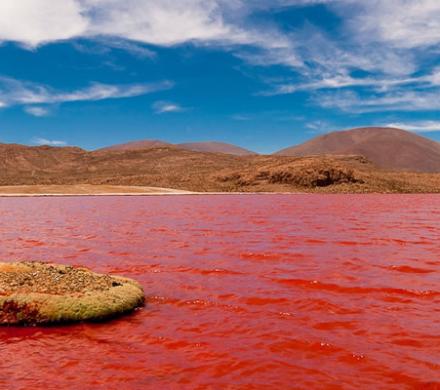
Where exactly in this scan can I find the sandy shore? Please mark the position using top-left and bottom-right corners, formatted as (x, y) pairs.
(0, 185), (195, 197)
(0, 185), (307, 197)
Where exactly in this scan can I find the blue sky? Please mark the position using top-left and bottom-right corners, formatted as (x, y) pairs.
(0, 0), (439, 153)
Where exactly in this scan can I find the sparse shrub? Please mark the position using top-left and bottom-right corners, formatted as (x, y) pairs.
(268, 166), (362, 187)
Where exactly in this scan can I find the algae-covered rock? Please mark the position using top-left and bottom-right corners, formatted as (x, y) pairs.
(0, 262), (144, 325)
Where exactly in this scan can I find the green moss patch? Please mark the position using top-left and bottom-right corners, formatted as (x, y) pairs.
(0, 262), (144, 325)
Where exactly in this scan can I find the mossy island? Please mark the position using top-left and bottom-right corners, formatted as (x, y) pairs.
(0, 262), (144, 325)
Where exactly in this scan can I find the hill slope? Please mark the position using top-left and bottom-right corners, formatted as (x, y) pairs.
(0, 143), (85, 184)
(177, 141), (256, 156)
(97, 140), (172, 152)
(99, 140), (256, 156)
(276, 127), (440, 172)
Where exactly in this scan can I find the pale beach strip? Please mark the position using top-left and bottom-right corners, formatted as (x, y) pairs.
(0, 185), (304, 197)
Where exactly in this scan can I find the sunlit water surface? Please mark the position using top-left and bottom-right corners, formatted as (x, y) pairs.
(0, 195), (439, 389)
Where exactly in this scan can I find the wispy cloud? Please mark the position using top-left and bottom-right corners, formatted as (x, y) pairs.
(264, 75), (412, 96)
(24, 106), (51, 117)
(0, 77), (174, 108)
(343, 0), (440, 49)
(262, 67), (440, 96)
(305, 120), (334, 133)
(315, 89), (440, 113)
(97, 39), (157, 59)
(152, 101), (187, 114)
(32, 137), (67, 147)
(385, 121), (440, 133)
(73, 38), (157, 59)
(231, 114), (252, 121)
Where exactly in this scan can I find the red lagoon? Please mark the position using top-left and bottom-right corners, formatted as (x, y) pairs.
(0, 195), (439, 389)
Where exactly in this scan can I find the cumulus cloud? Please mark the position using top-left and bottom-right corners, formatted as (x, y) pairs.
(152, 101), (187, 114)
(0, 0), (87, 46)
(32, 137), (68, 147)
(0, 77), (173, 107)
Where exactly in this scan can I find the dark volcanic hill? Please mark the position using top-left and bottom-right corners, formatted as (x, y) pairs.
(276, 127), (440, 172)
(97, 139), (172, 152)
(177, 141), (256, 156)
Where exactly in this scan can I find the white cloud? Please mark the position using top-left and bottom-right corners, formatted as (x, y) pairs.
(253, 1), (440, 108)
(0, 0), (434, 80)
(0, 1), (293, 50)
(264, 67), (440, 96)
(84, 0), (235, 46)
(0, 77), (173, 107)
(315, 89), (440, 113)
(1, 0), (440, 118)
(0, 0), (87, 47)
(24, 106), (51, 117)
(32, 137), (68, 147)
(385, 121), (440, 133)
(0, 1), (437, 65)
(0, 0), (300, 69)
(263, 75), (393, 95)
(152, 101), (187, 114)
(343, 0), (440, 49)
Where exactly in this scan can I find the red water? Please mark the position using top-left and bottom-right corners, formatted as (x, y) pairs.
(0, 195), (439, 389)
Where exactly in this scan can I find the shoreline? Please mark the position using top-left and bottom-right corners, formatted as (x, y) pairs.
(0, 185), (438, 197)
(0, 185), (195, 197)
(0, 190), (305, 197)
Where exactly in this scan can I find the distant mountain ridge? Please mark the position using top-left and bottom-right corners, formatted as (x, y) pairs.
(276, 127), (440, 172)
(99, 140), (256, 156)
(97, 140), (172, 152)
(177, 141), (256, 156)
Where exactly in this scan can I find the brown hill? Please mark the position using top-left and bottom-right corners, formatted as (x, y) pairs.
(97, 140), (171, 152)
(0, 143), (440, 193)
(177, 141), (256, 156)
(276, 127), (440, 172)
(0, 143), (85, 184)
(98, 140), (256, 156)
